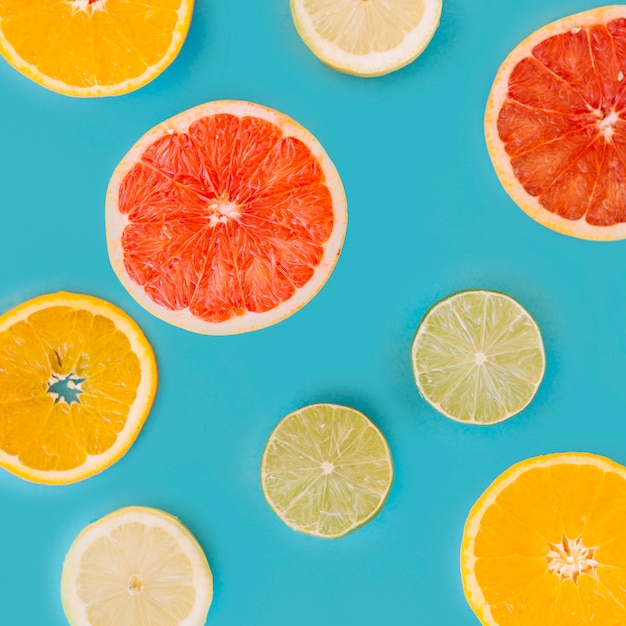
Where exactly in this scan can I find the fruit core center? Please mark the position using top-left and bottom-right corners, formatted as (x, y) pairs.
(546, 535), (598, 583)
(127, 575), (143, 595)
(475, 352), (487, 365)
(593, 108), (619, 141)
(321, 461), (335, 475)
(208, 195), (241, 226)
(47, 373), (85, 405)
(69, 0), (106, 13)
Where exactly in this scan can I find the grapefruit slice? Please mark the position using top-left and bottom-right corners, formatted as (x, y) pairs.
(462, 453), (626, 625)
(0, 0), (193, 97)
(106, 100), (347, 335)
(0, 292), (157, 484)
(485, 6), (626, 240)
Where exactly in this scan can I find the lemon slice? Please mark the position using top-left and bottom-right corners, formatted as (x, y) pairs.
(261, 403), (393, 538)
(290, 0), (442, 77)
(61, 506), (213, 626)
(411, 290), (545, 425)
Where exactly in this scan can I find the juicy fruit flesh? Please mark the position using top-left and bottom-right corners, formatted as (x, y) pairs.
(262, 404), (393, 538)
(119, 113), (335, 324)
(77, 522), (196, 625)
(0, 0), (182, 88)
(0, 306), (140, 471)
(498, 18), (626, 226)
(413, 292), (544, 424)
(303, 0), (425, 54)
(468, 458), (626, 624)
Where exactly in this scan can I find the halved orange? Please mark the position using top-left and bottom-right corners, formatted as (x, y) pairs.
(462, 452), (626, 625)
(106, 100), (347, 335)
(0, 292), (157, 484)
(486, 6), (626, 240)
(0, 0), (193, 97)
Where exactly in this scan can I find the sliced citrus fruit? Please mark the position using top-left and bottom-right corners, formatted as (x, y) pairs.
(261, 403), (393, 538)
(61, 506), (213, 626)
(485, 6), (626, 240)
(106, 100), (347, 335)
(411, 290), (545, 425)
(290, 0), (442, 77)
(462, 452), (626, 625)
(0, 0), (193, 97)
(0, 292), (157, 484)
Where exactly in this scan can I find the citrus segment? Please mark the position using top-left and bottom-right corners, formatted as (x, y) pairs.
(261, 403), (393, 538)
(0, 0), (193, 97)
(411, 290), (545, 424)
(486, 6), (626, 240)
(0, 292), (157, 484)
(106, 100), (347, 334)
(61, 506), (213, 626)
(462, 453), (626, 625)
(290, 0), (442, 77)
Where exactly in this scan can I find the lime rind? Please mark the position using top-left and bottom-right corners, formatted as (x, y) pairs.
(411, 290), (546, 425)
(261, 403), (394, 539)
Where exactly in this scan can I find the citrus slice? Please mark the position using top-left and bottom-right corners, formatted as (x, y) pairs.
(485, 6), (626, 240)
(462, 452), (626, 625)
(260, 403), (393, 538)
(0, 0), (193, 97)
(411, 290), (545, 425)
(0, 292), (157, 484)
(106, 100), (347, 335)
(61, 506), (213, 626)
(290, 0), (442, 77)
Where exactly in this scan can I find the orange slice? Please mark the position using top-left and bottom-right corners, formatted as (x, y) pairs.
(0, 292), (157, 484)
(462, 452), (626, 625)
(106, 100), (347, 335)
(485, 6), (626, 240)
(0, 0), (193, 97)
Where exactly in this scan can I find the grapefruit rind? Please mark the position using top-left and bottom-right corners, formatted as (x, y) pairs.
(106, 100), (348, 335)
(61, 506), (213, 626)
(0, 1), (193, 97)
(290, 0), (442, 77)
(485, 5), (626, 241)
(411, 290), (546, 425)
(460, 452), (626, 626)
(260, 403), (394, 539)
(0, 292), (157, 485)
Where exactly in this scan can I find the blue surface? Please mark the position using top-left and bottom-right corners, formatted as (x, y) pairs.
(0, 0), (624, 624)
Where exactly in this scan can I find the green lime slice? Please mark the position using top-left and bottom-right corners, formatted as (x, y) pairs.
(261, 403), (393, 539)
(411, 290), (545, 425)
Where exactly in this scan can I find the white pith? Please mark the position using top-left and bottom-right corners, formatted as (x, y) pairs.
(485, 5), (626, 241)
(546, 535), (599, 582)
(290, 0), (442, 76)
(106, 100), (348, 335)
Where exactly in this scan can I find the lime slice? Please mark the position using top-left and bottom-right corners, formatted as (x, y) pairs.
(411, 290), (545, 425)
(261, 403), (393, 538)
(61, 506), (213, 626)
(290, 0), (442, 77)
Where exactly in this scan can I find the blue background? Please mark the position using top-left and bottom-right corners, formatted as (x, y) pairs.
(0, 0), (624, 624)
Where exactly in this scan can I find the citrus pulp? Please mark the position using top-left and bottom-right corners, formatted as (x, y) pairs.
(261, 403), (393, 538)
(61, 506), (213, 626)
(106, 100), (347, 334)
(462, 452), (626, 625)
(0, 292), (157, 484)
(411, 290), (545, 424)
(486, 6), (626, 240)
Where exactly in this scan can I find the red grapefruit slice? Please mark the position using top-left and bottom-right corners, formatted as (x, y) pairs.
(486, 6), (626, 240)
(106, 101), (347, 334)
